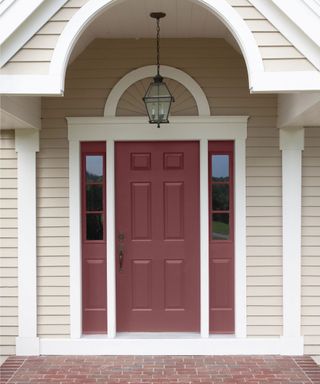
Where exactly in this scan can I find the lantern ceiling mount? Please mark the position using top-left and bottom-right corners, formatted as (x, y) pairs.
(150, 12), (166, 19)
(143, 12), (174, 128)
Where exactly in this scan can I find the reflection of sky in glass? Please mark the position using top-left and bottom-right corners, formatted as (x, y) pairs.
(86, 156), (103, 177)
(212, 155), (229, 178)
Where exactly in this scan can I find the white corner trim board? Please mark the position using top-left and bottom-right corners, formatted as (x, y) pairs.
(49, 0), (264, 92)
(15, 129), (40, 356)
(104, 66), (210, 117)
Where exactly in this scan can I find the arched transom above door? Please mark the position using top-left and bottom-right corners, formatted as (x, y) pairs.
(116, 78), (198, 117)
(104, 65), (211, 117)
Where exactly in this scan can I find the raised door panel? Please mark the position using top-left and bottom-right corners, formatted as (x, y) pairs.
(164, 182), (184, 240)
(131, 182), (151, 240)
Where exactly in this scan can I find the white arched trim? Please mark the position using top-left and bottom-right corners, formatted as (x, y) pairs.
(49, 0), (264, 92)
(104, 65), (210, 117)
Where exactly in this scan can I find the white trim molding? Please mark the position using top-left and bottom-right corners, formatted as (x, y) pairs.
(280, 127), (305, 355)
(67, 116), (249, 353)
(250, 0), (320, 70)
(200, 138), (209, 338)
(0, 0), (68, 67)
(15, 129), (40, 355)
(39, 335), (302, 356)
(250, 71), (320, 93)
(0, 75), (63, 95)
(104, 65), (210, 117)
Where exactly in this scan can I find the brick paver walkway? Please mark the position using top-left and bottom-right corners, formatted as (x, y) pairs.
(0, 355), (319, 384)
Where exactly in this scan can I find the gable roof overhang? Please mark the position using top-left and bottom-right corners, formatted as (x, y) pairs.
(0, 0), (320, 95)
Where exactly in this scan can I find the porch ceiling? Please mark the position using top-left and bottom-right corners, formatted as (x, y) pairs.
(69, 0), (239, 63)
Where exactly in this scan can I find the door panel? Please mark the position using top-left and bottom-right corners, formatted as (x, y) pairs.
(116, 141), (200, 332)
(81, 142), (107, 334)
(209, 141), (235, 334)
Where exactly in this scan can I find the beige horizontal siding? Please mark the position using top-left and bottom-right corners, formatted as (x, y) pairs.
(0, 130), (17, 357)
(0, 0), (316, 74)
(302, 126), (320, 355)
(228, 0), (316, 71)
(39, 38), (282, 338)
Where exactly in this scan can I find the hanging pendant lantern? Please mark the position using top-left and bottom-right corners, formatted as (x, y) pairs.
(143, 12), (174, 128)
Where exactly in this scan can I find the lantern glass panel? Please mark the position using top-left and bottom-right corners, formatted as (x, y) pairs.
(144, 80), (173, 123)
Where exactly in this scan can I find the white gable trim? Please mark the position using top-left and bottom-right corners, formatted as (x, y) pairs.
(272, 0), (320, 47)
(0, 0), (68, 68)
(250, 0), (320, 70)
(0, 74), (62, 95)
(1, 0), (320, 94)
(251, 71), (320, 93)
(49, 0), (264, 93)
(104, 65), (210, 117)
(0, 0), (15, 16)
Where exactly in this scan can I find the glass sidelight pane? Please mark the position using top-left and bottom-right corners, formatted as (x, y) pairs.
(212, 213), (229, 240)
(212, 155), (229, 182)
(86, 185), (103, 211)
(86, 156), (103, 182)
(86, 214), (103, 240)
(212, 184), (229, 211)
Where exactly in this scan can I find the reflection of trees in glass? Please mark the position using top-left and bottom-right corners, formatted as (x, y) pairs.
(86, 171), (103, 183)
(212, 176), (229, 182)
(86, 185), (102, 211)
(212, 213), (229, 240)
(87, 214), (103, 240)
(212, 184), (229, 211)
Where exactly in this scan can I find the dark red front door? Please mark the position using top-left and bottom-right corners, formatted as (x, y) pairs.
(116, 141), (200, 332)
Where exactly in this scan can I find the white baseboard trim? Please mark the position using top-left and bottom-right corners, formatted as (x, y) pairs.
(16, 337), (39, 355)
(280, 336), (304, 355)
(30, 336), (305, 356)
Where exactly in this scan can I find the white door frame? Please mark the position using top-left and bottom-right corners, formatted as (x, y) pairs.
(66, 116), (248, 343)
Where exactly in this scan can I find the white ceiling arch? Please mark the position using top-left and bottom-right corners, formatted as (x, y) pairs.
(49, 0), (264, 92)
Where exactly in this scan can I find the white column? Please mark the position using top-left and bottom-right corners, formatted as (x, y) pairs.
(280, 127), (304, 354)
(235, 137), (247, 338)
(15, 129), (40, 355)
(69, 140), (81, 339)
(106, 140), (116, 338)
(200, 139), (209, 337)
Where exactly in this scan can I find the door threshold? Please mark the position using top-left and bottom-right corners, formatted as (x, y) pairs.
(116, 332), (200, 339)
(82, 332), (235, 339)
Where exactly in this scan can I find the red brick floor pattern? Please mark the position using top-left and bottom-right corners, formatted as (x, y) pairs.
(0, 355), (319, 384)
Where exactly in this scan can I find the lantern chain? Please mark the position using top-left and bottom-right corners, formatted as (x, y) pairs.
(156, 16), (160, 76)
